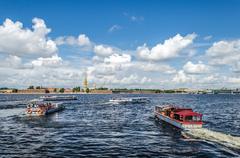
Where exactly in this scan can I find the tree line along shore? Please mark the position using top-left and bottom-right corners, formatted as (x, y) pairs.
(1, 86), (240, 94)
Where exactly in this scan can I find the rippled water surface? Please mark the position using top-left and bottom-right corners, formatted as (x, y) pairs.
(0, 94), (239, 157)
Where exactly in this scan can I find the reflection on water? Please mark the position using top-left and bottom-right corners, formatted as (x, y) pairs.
(0, 94), (239, 157)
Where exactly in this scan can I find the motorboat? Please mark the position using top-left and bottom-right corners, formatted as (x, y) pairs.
(40, 95), (77, 101)
(26, 99), (65, 116)
(109, 97), (150, 104)
(154, 105), (203, 130)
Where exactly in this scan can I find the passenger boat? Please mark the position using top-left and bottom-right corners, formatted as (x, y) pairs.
(40, 95), (77, 101)
(154, 105), (203, 130)
(109, 97), (150, 104)
(26, 99), (65, 116)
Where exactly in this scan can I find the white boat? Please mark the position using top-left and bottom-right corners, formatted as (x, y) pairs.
(109, 97), (150, 104)
(40, 95), (77, 101)
(154, 105), (203, 130)
(26, 99), (65, 116)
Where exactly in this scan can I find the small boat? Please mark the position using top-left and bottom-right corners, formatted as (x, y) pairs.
(154, 105), (203, 130)
(26, 99), (65, 116)
(109, 97), (150, 104)
(40, 95), (77, 101)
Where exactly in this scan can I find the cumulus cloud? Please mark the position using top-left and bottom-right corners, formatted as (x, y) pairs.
(31, 55), (63, 67)
(55, 34), (91, 47)
(93, 45), (114, 57)
(172, 70), (193, 83)
(206, 39), (240, 73)
(183, 61), (209, 74)
(137, 33), (197, 61)
(0, 18), (57, 58)
(90, 74), (151, 87)
(104, 53), (131, 64)
(135, 62), (176, 74)
(88, 53), (132, 78)
(206, 40), (240, 58)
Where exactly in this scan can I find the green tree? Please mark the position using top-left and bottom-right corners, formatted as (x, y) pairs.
(28, 85), (34, 89)
(73, 86), (81, 92)
(59, 88), (65, 93)
(155, 90), (162, 93)
(97, 87), (108, 90)
(36, 86), (41, 89)
(86, 88), (90, 93)
(12, 89), (18, 93)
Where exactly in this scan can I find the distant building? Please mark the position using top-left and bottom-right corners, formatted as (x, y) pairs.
(64, 88), (73, 93)
(90, 89), (112, 94)
(18, 89), (47, 94)
(83, 74), (88, 92)
(0, 89), (13, 93)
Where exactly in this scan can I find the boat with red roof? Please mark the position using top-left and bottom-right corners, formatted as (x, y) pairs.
(154, 105), (203, 130)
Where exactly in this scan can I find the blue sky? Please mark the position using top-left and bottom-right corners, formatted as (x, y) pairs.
(0, 0), (240, 89)
(1, 0), (240, 46)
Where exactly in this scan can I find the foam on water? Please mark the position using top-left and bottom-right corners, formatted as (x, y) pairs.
(0, 108), (25, 117)
(183, 128), (240, 149)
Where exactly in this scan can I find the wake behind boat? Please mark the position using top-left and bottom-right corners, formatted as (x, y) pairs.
(40, 95), (77, 101)
(109, 97), (150, 104)
(154, 105), (203, 130)
(26, 99), (65, 116)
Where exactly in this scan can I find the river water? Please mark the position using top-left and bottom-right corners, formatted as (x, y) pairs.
(0, 94), (239, 157)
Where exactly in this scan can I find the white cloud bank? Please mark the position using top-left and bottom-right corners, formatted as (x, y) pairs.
(1, 17), (240, 89)
(0, 18), (57, 58)
(137, 33), (197, 61)
(183, 61), (209, 74)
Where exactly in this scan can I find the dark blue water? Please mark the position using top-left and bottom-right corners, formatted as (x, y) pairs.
(0, 94), (239, 157)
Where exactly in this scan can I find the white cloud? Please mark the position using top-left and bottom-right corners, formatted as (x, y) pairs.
(206, 40), (240, 58)
(55, 34), (91, 47)
(135, 62), (176, 74)
(5, 55), (22, 68)
(137, 33), (197, 61)
(206, 39), (240, 73)
(88, 53), (132, 78)
(227, 77), (240, 84)
(108, 25), (121, 32)
(172, 70), (193, 83)
(78, 34), (91, 46)
(183, 61), (209, 74)
(93, 45), (114, 57)
(31, 55), (63, 67)
(0, 18), (57, 58)
(104, 53), (131, 64)
(203, 35), (212, 41)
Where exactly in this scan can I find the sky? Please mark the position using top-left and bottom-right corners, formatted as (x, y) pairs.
(0, 0), (240, 89)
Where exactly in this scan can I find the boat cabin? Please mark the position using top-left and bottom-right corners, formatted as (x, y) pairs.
(155, 105), (203, 123)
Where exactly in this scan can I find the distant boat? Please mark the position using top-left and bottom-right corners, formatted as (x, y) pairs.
(26, 99), (65, 116)
(109, 97), (150, 104)
(40, 95), (77, 101)
(154, 105), (203, 130)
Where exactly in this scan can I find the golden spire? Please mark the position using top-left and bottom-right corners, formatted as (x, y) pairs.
(83, 73), (88, 90)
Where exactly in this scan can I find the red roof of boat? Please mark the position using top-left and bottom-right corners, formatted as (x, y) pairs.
(175, 110), (202, 116)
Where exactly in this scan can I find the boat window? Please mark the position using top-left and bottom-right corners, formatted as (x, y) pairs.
(185, 116), (193, 121)
(174, 114), (181, 121)
(185, 116), (201, 122)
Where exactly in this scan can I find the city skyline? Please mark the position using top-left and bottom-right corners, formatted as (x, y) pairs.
(0, 0), (240, 89)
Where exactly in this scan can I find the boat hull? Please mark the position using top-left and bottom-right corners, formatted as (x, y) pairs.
(26, 106), (65, 116)
(42, 98), (77, 101)
(154, 111), (202, 130)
